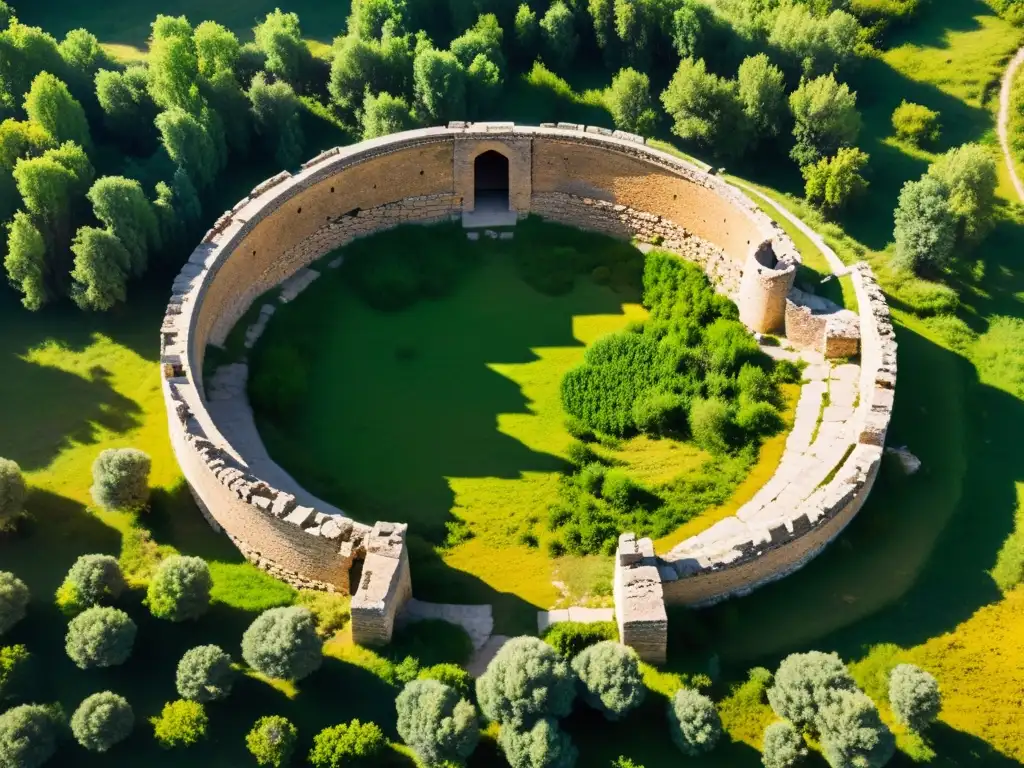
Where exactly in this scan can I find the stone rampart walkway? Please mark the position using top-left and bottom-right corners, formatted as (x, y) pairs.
(665, 342), (860, 570)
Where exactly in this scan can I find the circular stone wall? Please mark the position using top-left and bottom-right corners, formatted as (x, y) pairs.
(160, 123), (895, 653)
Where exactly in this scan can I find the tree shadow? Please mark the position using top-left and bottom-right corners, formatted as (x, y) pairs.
(880, 0), (989, 51)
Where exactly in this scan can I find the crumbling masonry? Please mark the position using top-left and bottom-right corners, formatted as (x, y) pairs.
(161, 123), (894, 654)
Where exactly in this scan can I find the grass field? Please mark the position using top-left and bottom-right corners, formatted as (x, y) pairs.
(247, 222), (792, 630)
(2, 0), (1024, 764)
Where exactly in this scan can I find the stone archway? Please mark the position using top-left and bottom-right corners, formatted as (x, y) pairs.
(473, 150), (510, 211)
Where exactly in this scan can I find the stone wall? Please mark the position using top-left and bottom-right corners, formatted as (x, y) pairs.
(160, 122), (852, 652)
(738, 241), (797, 334)
(785, 289), (861, 359)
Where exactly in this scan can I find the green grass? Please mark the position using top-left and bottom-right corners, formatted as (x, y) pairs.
(248, 221), (776, 625)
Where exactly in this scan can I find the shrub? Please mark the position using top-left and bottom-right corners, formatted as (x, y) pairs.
(151, 699), (207, 749)
(736, 400), (784, 437)
(772, 359), (804, 384)
(992, 528), (1024, 592)
(308, 719), (385, 768)
(242, 606), (323, 681)
(632, 391), (687, 435)
(419, 663), (473, 698)
(893, 176), (956, 274)
(70, 691), (134, 752)
(65, 606), (136, 669)
(90, 448), (151, 511)
(0, 645), (31, 703)
(668, 688), (722, 755)
(0, 572), (29, 637)
(176, 645), (236, 702)
(737, 364), (774, 403)
(817, 689), (895, 768)
(0, 704), (60, 768)
(396, 679), (479, 765)
(926, 143), (998, 246)
(564, 416), (596, 442)
(295, 591), (350, 637)
(591, 265), (612, 285)
(476, 636), (576, 727)
(761, 720), (808, 768)
(571, 641), (645, 721)
(689, 397), (732, 454)
(544, 618), (614, 663)
(767, 651), (856, 731)
(246, 715), (298, 768)
(888, 664), (940, 732)
(802, 148), (869, 211)
(891, 101), (939, 145)
(601, 470), (643, 511)
(566, 441), (602, 467)
(574, 463), (606, 495)
(0, 458), (27, 532)
(55, 554), (125, 615)
(146, 556), (212, 622)
(498, 717), (578, 768)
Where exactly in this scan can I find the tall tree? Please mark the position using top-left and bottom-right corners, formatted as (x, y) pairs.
(95, 66), (160, 154)
(248, 73), (304, 169)
(893, 175), (956, 274)
(0, 21), (63, 115)
(23, 71), (92, 151)
(204, 69), (251, 158)
(513, 4), (539, 68)
(329, 33), (414, 118)
(450, 13), (505, 73)
(87, 176), (160, 277)
(148, 25), (202, 113)
(253, 9), (310, 88)
(661, 57), (750, 159)
(737, 53), (787, 141)
(926, 143), (997, 245)
(413, 47), (466, 123)
(57, 29), (109, 111)
(361, 90), (416, 139)
(0, 118), (53, 221)
(4, 210), (49, 309)
(606, 67), (656, 135)
(540, 1), (578, 71)
(348, 0), (409, 40)
(69, 225), (130, 311)
(155, 107), (219, 189)
(193, 21), (240, 79)
(789, 73), (860, 166)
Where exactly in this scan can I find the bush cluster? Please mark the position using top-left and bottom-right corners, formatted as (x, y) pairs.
(571, 641), (646, 721)
(0, 572), (30, 637)
(65, 606), (137, 669)
(90, 448), (151, 511)
(247, 715), (298, 767)
(887, 663), (940, 733)
(543, 621), (618, 659)
(151, 699), (208, 749)
(146, 555), (212, 622)
(0, 704), (61, 768)
(0, 458), (27, 532)
(176, 645), (236, 702)
(55, 554), (125, 615)
(562, 252), (780, 444)
(668, 688), (722, 756)
(0, 645), (31, 704)
(308, 719), (385, 767)
(396, 678), (479, 765)
(242, 606), (323, 681)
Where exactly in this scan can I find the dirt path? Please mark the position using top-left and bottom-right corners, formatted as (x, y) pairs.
(734, 182), (849, 276)
(998, 46), (1024, 202)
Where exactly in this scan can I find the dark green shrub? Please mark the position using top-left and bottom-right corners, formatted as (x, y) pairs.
(65, 606), (136, 669)
(564, 416), (596, 442)
(90, 448), (151, 511)
(767, 651), (856, 730)
(591, 265), (611, 285)
(542, 621), (618, 659)
(737, 364), (774, 403)
(601, 470), (642, 510)
(0, 572), (29, 637)
(476, 636), (576, 727)
(55, 554), (125, 616)
(575, 463), (606, 495)
(419, 663), (473, 698)
(388, 619), (474, 668)
(689, 397), (733, 454)
(0, 704), (61, 768)
(151, 700), (207, 749)
(0, 458), (27, 532)
(761, 720), (807, 768)
(71, 691), (134, 752)
(0, 645), (31, 703)
(703, 318), (761, 374)
(772, 359), (804, 384)
(547, 538), (566, 557)
(736, 400), (784, 437)
(246, 715), (298, 768)
(818, 689), (894, 768)
(242, 606), (323, 681)
(396, 679), (479, 765)
(632, 390), (688, 435)
(668, 688), (722, 756)
(571, 641), (646, 721)
(146, 556), (212, 622)
(888, 664), (940, 733)
(308, 719), (385, 767)
(498, 717), (577, 768)
(566, 441), (602, 467)
(176, 645), (236, 702)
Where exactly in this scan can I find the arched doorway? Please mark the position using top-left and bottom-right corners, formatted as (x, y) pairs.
(474, 150), (510, 211)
